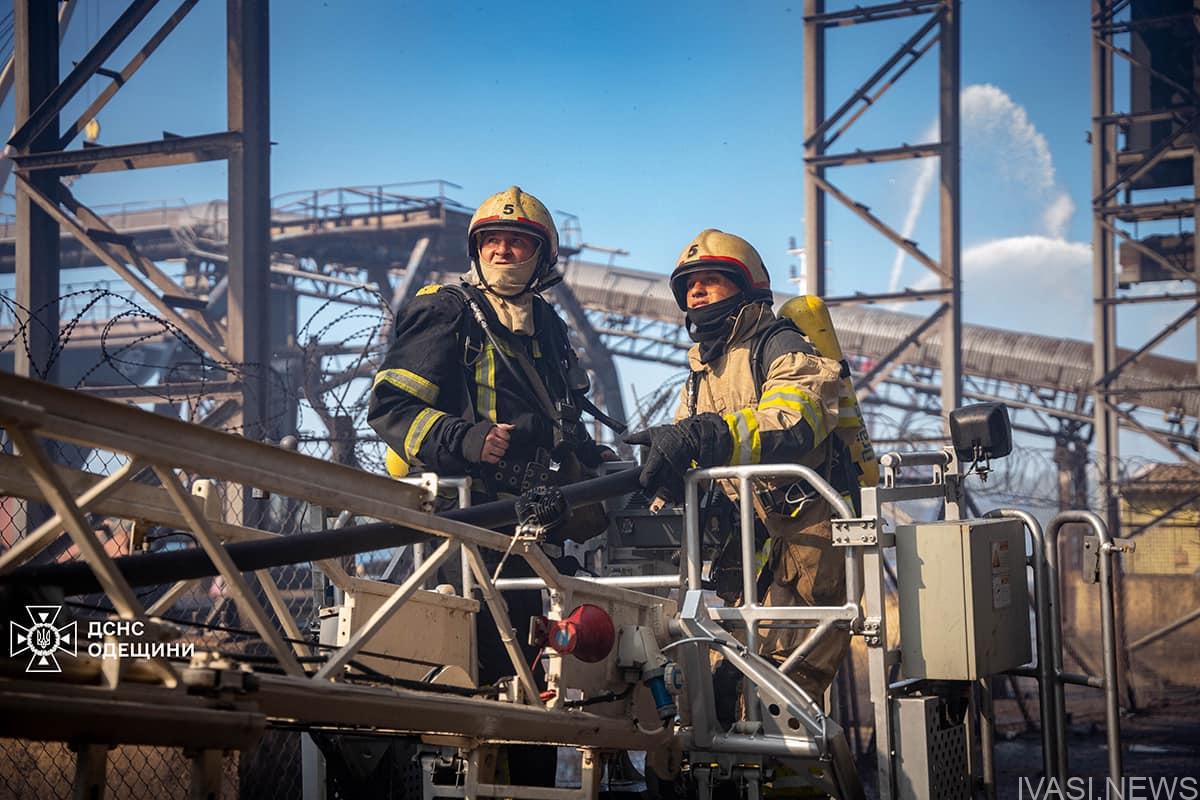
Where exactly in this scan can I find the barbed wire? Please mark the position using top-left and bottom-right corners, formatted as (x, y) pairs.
(0, 288), (287, 436)
(1, 283), (1195, 516)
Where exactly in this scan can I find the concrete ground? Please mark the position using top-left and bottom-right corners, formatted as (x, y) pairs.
(991, 688), (1200, 800)
(850, 687), (1200, 800)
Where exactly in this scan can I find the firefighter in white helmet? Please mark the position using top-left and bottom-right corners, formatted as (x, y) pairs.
(626, 228), (856, 699)
(369, 186), (615, 482)
(369, 187), (617, 787)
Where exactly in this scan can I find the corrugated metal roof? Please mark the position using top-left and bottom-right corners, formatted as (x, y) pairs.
(560, 259), (1198, 418)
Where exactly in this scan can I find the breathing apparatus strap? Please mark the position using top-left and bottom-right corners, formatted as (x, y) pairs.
(456, 287), (564, 430)
(447, 283), (626, 439)
(574, 393), (626, 435)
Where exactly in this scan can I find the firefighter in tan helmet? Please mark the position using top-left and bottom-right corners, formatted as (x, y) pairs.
(626, 228), (856, 699)
(369, 187), (617, 787)
(369, 186), (614, 481)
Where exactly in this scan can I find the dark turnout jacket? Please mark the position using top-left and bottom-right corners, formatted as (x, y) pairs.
(368, 282), (606, 479)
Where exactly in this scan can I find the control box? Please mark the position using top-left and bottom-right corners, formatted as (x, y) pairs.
(896, 518), (1031, 680)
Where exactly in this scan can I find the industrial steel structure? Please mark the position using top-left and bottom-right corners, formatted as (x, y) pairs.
(0, 370), (1132, 798)
(1089, 0), (1199, 534)
(802, 0), (962, 425)
(1, 0), (1198, 797)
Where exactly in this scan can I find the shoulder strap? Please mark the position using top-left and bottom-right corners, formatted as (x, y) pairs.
(453, 285), (563, 425)
(687, 371), (701, 417)
(751, 318), (817, 390)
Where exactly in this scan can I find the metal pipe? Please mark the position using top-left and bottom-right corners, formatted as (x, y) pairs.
(1047, 510), (1122, 784)
(4, 467), (644, 594)
(803, 0), (826, 296)
(684, 474), (703, 589)
(739, 475), (758, 611)
(1060, 671), (1105, 690)
(1128, 606), (1200, 652)
(1007, 666), (1106, 689)
(978, 678), (997, 800)
(739, 474), (760, 723)
(684, 463), (860, 614)
(494, 574), (681, 591)
(878, 449), (952, 469)
(711, 606), (857, 623)
(252, 673), (671, 751)
(986, 507), (1059, 779)
(679, 730), (822, 759)
(1044, 508), (1070, 776)
(452, 477), (475, 599)
(778, 619), (836, 674)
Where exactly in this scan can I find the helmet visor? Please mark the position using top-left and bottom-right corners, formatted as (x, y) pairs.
(670, 261), (752, 309)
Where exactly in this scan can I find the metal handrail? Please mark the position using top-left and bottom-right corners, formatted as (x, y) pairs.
(1046, 510), (1125, 785)
(986, 508), (1060, 780)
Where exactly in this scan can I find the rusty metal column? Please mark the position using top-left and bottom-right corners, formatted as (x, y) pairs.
(938, 0), (962, 419)
(12, 0), (60, 384)
(1091, 1), (1139, 713)
(1195, 125), (1200, 388)
(1091, 0), (1120, 541)
(226, 0), (271, 442)
(803, 0), (826, 297)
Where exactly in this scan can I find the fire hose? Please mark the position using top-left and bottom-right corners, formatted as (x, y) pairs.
(1, 467), (643, 597)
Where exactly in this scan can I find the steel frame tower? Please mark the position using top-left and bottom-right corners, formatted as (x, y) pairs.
(1090, 0), (1200, 529)
(1089, 0), (1199, 713)
(802, 3), (961, 795)
(802, 0), (962, 425)
(8, 0), (273, 440)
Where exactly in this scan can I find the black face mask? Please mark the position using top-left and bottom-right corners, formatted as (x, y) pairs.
(686, 294), (747, 364)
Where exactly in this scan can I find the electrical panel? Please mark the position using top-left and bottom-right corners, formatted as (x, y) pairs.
(896, 518), (1032, 680)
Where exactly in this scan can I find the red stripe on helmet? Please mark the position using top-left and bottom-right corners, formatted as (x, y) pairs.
(471, 215), (554, 251)
(683, 254), (768, 288)
(516, 216), (549, 234)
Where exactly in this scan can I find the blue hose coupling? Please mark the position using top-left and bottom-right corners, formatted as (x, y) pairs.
(644, 668), (676, 721)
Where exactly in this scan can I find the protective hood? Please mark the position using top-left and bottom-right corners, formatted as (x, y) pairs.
(462, 252), (540, 335)
(687, 294), (756, 364)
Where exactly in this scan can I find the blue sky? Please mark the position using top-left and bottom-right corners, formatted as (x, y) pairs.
(2, 0), (1195, 460)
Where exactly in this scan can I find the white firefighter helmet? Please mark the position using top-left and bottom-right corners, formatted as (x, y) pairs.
(669, 228), (772, 310)
(468, 186), (561, 291)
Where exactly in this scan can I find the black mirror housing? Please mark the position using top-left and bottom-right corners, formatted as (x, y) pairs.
(949, 402), (1013, 464)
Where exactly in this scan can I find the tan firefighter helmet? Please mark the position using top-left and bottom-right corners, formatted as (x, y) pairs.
(468, 186), (561, 291)
(669, 228), (772, 310)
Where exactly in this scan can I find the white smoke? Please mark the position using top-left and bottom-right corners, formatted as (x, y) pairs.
(960, 84), (1058, 194)
(886, 121), (939, 294)
(1041, 192), (1076, 239)
(909, 235), (1090, 338)
(960, 83), (1076, 239)
(887, 83), (1077, 293)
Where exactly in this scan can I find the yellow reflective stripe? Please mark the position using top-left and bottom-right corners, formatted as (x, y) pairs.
(759, 387), (827, 442)
(475, 345), (498, 423)
(404, 408), (446, 460)
(723, 408), (761, 465)
(755, 536), (772, 577)
(838, 395), (862, 428)
(415, 284), (442, 296)
(374, 368), (439, 405)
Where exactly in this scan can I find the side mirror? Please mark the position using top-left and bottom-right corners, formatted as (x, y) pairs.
(949, 402), (1012, 477)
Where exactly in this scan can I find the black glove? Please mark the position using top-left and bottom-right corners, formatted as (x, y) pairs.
(624, 425), (695, 502)
(459, 420), (495, 463)
(624, 413), (731, 502)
